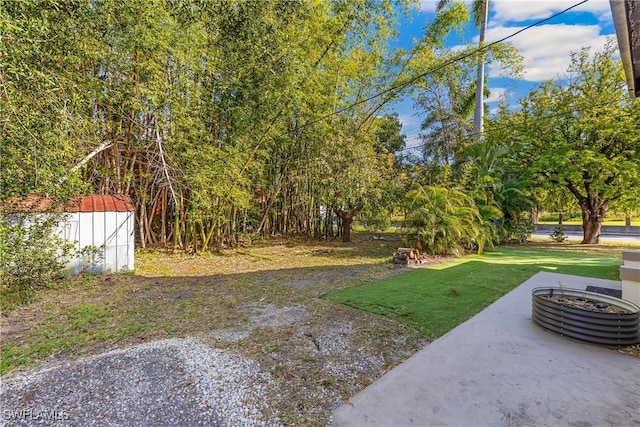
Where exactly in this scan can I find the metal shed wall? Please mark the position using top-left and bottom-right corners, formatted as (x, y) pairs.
(58, 195), (135, 274)
(5, 194), (135, 274)
(63, 210), (135, 274)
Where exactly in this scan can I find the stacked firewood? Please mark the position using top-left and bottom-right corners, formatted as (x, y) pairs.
(393, 247), (427, 265)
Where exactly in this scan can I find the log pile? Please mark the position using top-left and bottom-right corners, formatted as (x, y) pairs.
(394, 247), (428, 266)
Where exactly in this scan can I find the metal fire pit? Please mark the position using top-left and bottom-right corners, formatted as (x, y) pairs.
(532, 287), (640, 346)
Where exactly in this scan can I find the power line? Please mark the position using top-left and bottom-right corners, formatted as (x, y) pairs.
(246, 0), (600, 174)
(290, 0), (590, 132)
(168, 0), (592, 179)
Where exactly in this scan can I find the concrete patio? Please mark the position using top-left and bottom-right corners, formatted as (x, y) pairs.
(331, 271), (640, 427)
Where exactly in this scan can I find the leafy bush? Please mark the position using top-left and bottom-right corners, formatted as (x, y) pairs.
(360, 209), (391, 232)
(499, 217), (535, 243)
(0, 213), (73, 308)
(403, 185), (486, 255)
(549, 226), (568, 243)
(78, 244), (105, 273)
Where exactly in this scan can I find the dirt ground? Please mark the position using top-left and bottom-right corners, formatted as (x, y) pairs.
(0, 235), (429, 426)
(2, 236), (638, 425)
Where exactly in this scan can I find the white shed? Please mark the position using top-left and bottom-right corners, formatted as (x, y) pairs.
(61, 195), (135, 274)
(6, 194), (135, 274)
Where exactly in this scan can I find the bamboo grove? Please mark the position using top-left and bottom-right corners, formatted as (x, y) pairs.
(2, 0), (480, 248)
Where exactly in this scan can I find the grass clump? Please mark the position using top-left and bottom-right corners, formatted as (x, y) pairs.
(323, 246), (621, 339)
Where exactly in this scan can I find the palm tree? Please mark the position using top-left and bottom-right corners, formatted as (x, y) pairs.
(404, 184), (485, 255)
(417, 61), (477, 166)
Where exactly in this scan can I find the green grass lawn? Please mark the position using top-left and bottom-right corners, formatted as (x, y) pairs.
(323, 246), (622, 339)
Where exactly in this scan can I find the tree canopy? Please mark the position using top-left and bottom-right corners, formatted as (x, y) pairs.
(491, 41), (640, 243)
(1, 0), (477, 247)
(6, 1), (633, 254)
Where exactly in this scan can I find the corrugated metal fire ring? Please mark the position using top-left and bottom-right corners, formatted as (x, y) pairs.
(532, 287), (640, 346)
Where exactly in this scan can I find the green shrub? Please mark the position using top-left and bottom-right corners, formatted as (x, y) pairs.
(499, 217), (535, 243)
(0, 214), (73, 309)
(360, 209), (391, 232)
(549, 226), (568, 243)
(403, 185), (486, 255)
(78, 244), (105, 273)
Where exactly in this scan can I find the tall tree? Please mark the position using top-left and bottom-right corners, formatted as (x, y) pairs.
(0, 0), (92, 200)
(472, 0), (489, 139)
(415, 3), (520, 177)
(499, 42), (640, 244)
(2, 0), (490, 250)
(416, 50), (477, 167)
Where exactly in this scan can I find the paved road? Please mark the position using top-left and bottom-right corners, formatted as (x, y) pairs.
(532, 231), (640, 244)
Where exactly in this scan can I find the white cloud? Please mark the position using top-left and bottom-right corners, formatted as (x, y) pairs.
(404, 133), (423, 149)
(490, 0), (612, 25)
(485, 87), (507, 103)
(397, 113), (419, 130)
(482, 24), (611, 81)
(419, 0), (438, 13)
(420, 0), (612, 23)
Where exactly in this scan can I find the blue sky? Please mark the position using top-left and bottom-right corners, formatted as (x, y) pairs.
(392, 0), (617, 150)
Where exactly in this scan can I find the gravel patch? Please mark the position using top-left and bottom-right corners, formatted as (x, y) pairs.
(209, 303), (310, 343)
(1, 338), (280, 427)
(303, 323), (385, 381)
(246, 304), (310, 328)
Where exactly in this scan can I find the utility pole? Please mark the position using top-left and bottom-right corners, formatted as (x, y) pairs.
(473, 0), (489, 141)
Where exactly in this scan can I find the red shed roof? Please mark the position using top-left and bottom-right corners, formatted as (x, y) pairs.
(71, 195), (134, 212)
(4, 195), (134, 213)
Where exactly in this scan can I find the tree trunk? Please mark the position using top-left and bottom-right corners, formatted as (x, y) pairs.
(341, 216), (353, 242)
(138, 203), (146, 249)
(581, 213), (602, 244)
(334, 207), (360, 242)
(579, 196), (606, 244)
(473, 0), (489, 140)
(565, 180), (606, 245)
(161, 188), (167, 246)
(558, 212), (563, 225)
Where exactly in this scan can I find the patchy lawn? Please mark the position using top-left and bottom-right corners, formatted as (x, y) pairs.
(0, 234), (426, 426)
(1, 237), (636, 425)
